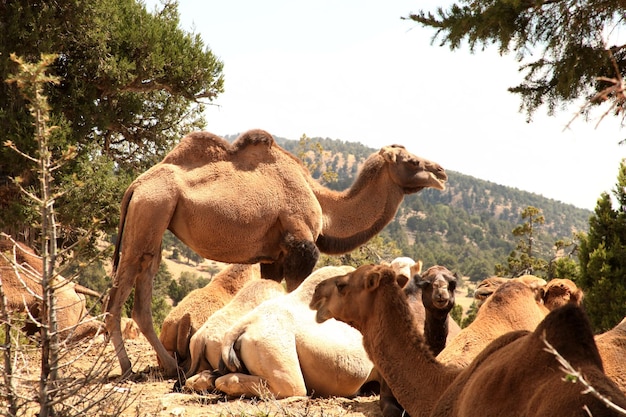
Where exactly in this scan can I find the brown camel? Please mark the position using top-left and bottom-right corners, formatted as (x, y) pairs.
(106, 128), (447, 377)
(310, 265), (626, 417)
(379, 263), (461, 417)
(595, 316), (626, 393)
(0, 239), (104, 343)
(436, 276), (549, 367)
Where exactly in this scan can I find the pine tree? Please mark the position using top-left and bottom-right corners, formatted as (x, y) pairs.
(409, 1), (626, 121)
(577, 160), (626, 332)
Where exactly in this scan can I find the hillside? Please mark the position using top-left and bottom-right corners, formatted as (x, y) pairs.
(253, 134), (593, 281)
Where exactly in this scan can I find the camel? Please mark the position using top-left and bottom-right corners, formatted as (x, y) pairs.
(185, 265), (377, 398)
(0, 240), (104, 343)
(158, 263), (261, 371)
(106, 128), (447, 377)
(185, 278), (286, 379)
(435, 276), (549, 367)
(595, 316), (626, 393)
(379, 262), (461, 417)
(540, 278), (584, 310)
(310, 264), (626, 417)
(473, 275), (547, 308)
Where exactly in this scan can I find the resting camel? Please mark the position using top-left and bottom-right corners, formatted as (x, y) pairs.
(158, 263), (261, 370)
(185, 265), (377, 398)
(435, 276), (549, 367)
(185, 278), (286, 379)
(106, 128), (447, 377)
(595, 316), (626, 393)
(310, 264), (626, 417)
(0, 240), (104, 343)
(540, 278), (584, 310)
(473, 275), (547, 308)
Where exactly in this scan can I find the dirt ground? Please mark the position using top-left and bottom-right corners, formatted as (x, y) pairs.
(57, 334), (384, 417)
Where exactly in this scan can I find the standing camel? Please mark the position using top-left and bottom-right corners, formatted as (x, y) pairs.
(105, 129), (447, 377)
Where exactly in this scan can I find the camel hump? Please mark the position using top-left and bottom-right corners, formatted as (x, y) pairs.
(537, 304), (603, 369)
(231, 129), (275, 152)
(160, 131), (231, 166)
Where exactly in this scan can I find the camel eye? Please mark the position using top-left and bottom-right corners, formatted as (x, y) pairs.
(448, 280), (456, 292)
(336, 282), (348, 294)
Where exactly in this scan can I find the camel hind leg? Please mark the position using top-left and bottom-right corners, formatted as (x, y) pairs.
(130, 250), (180, 377)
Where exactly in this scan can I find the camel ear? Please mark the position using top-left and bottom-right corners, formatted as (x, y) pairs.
(571, 288), (584, 305)
(410, 260), (423, 276)
(364, 272), (382, 291)
(396, 274), (409, 288)
(379, 147), (397, 163)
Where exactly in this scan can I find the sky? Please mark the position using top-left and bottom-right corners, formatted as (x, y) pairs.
(147, 0), (625, 211)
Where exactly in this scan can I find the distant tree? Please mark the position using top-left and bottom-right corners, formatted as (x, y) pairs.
(576, 160), (626, 332)
(317, 235), (402, 268)
(495, 206), (548, 277)
(296, 133), (338, 185)
(409, 1), (626, 123)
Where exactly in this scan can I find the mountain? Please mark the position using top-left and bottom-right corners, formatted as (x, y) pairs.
(252, 134), (592, 281)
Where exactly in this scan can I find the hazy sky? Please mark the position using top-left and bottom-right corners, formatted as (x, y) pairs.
(147, 0), (625, 210)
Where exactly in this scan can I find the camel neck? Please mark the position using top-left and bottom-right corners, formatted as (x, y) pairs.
(424, 311), (449, 356)
(362, 283), (458, 417)
(313, 157), (406, 254)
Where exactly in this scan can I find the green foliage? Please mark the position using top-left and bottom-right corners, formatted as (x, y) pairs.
(496, 206), (549, 278)
(168, 271), (209, 305)
(0, 0), (224, 252)
(461, 301), (478, 328)
(450, 304), (463, 326)
(410, 1), (626, 120)
(577, 161), (626, 332)
(317, 235), (402, 269)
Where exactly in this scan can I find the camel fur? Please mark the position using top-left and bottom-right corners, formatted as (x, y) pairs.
(0, 240), (103, 343)
(595, 316), (626, 393)
(310, 264), (626, 417)
(435, 276), (549, 367)
(185, 278), (286, 380)
(106, 128), (447, 376)
(380, 260), (461, 417)
(158, 263), (260, 370)
(185, 265), (376, 399)
(540, 278), (584, 310)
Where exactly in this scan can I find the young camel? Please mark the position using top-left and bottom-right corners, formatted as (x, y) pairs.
(310, 264), (626, 417)
(158, 263), (261, 370)
(185, 265), (377, 399)
(106, 128), (448, 377)
(184, 278), (286, 381)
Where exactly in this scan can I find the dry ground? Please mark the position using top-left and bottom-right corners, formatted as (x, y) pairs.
(78, 335), (383, 417)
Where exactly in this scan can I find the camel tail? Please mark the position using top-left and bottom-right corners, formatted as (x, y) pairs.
(112, 186), (135, 274)
(176, 313), (193, 364)
(219, 322), (249, 374)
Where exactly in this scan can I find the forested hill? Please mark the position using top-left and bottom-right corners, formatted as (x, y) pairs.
(228, 133), (593, 281)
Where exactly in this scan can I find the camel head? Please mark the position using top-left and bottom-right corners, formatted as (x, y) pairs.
(416, 265), (457, 312)
(474, 275), (547, 308)
(310, 264), (407, 332)
(541, 278), (584, 311)
(379, 145), (447, 193)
